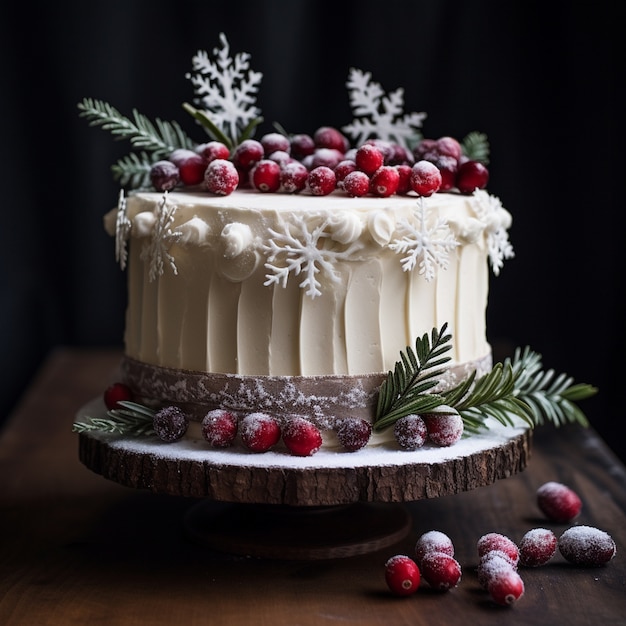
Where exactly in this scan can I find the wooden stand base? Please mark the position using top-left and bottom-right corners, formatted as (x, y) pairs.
(183, 501), (412, 560)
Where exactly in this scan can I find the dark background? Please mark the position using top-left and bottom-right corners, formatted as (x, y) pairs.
(1, 1), (624, 460)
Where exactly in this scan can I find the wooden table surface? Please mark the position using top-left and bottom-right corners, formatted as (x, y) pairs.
(1, 348), (625, 625)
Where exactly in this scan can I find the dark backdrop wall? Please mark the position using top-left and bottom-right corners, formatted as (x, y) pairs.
(1, 1), (624, 460)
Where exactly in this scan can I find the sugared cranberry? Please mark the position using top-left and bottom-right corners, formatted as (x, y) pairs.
(420, 552), (462, 591)
(395, 164), (413, 194)
(267, 150), (292, 167)
(202, 408), (238, 448)
(415, 530), (455, 566)
(342, 170), (370, 197)
(103, 382), (134, 410)
(435, 136), (463, 161)
(313, 126), (349, 152)
(250, 159), (281, 192)
(477, 533), (520, 566)
(280, 161), (309, 193)
(558, 525), (616, 567)
(486, 567), (524, 606)
(204, 158), (239, 195)
(394, 414), (427, 450)
(385, 555), (421, 597)
(370, 165), (400, 197)
(518, 528), (557, 567)
(413, 138), (438, 162)
(149, 160), (180, 192)
(195, 141), (230, 164)
(355, 144), (385, 175)
(260, 132), (290, 156)
(536, 481), (582, 523)
(169, 148), (206, 186)
(410, 160), (442, 197)
(282, 417), (323, 456)
(334, 159), (358, 186)
(307, 166), (336, 196)
(232, 139), (264, 170)
(423, 411), (464, 446)
(240, 412), (281, 452)
(432, 156), (458, 191)
(311, 148), (344, 170)
(153, 406), (189, 442)
(290, 133), (316, 159)
(456, 160), (489, 194)
(336, 418), (372, 452)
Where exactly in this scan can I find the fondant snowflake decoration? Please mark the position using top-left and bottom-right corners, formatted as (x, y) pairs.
(389, 199), (459, 280)
(471, 189), (515, 275)
(115, 189), (131, 270)
(264, 215), (364, 298)
(141, 193), (182, 281)
(186, 32), (263, 144)
(341, 68), (427, 149)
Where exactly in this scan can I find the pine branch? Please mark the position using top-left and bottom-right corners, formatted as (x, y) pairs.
(72, 401), (156, 437)
(110, 151), (153, 188)
(78, 98), (195, 160)
(373, 324), (452, 430)
(462, 131), (490, 164)
(373, 328), (598, 435)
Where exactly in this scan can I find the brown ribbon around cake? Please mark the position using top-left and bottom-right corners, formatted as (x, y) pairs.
(120, 354), (493, 428)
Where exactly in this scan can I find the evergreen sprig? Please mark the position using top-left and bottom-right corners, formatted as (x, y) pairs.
(462, 131), (490, 164)
(374, 324), (453, 430)
(110, 151), (153, 188)
(373, 328), (598, 434)
(77, 98), (195, 175)
(72, 401), (156, 436)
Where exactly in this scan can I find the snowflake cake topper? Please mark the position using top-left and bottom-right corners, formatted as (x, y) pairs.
(186, 33), (263, 147)
(342, 68), (427, 149)
(389, 199), (459, 280)
(263, 214), (364, 299)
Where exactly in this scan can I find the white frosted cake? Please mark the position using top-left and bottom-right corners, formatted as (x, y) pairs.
(104, 187), (508, 432)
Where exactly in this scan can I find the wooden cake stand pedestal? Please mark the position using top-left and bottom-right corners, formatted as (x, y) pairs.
(78, 398), (531, 560)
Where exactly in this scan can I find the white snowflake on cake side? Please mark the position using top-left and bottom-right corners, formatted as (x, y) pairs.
(263, 214), (364, 298)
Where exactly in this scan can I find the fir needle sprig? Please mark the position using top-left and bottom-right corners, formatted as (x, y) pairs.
(373, 326), (598, 434)
(72, 401), (157, 437)
(77, 98), (195, 186)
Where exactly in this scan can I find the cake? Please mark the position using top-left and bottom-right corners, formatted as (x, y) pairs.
(76, 33), (595, 461)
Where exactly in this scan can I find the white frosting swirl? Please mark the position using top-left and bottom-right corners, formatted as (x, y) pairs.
(367, 209), (396, 246)
(177, 216), (211, 245)
(221, 222), (253, 258)
(328, 211), (364, 244)
(133, 211), (156, 237)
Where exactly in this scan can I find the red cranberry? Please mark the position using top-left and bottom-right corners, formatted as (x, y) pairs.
(307, 166), (336, 195)
(232, 139), (264, 170)
(169, 148), (206, 186)
(313, 126), (349, 152)
(395, 164), (413, 194)
(204, 159), (239, 195)
(355, 144), (385, 175)
(280, 161), (309, 193)
(342, 170), (370, 197)
(150, 160), (180, 191)
(311, 148), (344, 170)
(410, 160), (442, 197)
(195, 141), (230, 164)
(290, 133), (316, 159)
(456, 160), (489, 194)
(260, 132), (291, 156)
(370, 165), (400, 197)
(250, 159), (281, 192)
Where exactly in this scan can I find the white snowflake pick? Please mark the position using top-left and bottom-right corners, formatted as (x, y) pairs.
(186, 32), (263, 145)
(263, 214), (364, 299)
(141, 192), (182, 282)
(115, 189), (131, 270)
(471, 189), (515, 275)
(341, 68), (427, 149)
(389, 198), (459, 281)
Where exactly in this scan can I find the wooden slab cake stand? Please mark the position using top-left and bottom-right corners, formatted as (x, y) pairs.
(77, 399), (532, 560)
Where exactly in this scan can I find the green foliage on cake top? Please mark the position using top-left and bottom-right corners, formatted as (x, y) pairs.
(373, 323), (597, 434)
